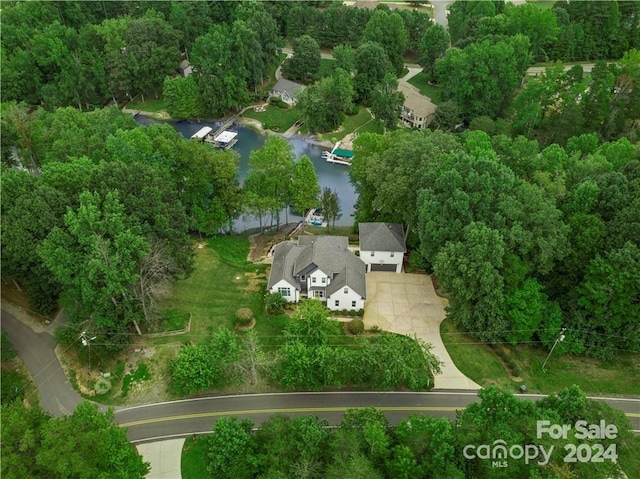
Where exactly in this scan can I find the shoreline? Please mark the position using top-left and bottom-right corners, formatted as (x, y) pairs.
(130, 108), (335, 149)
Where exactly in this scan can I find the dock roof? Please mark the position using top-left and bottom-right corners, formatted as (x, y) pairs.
(214, 131), (238, 143)
(191, 126), (212, 139)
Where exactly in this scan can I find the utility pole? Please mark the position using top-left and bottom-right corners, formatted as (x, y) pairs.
(80, 331), (97, 370)
(542, 328), (567, 372)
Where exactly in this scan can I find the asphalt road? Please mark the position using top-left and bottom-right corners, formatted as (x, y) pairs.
(279, 47), (596, 77)
(115, 391), (640, 444)
(1, 309), (83, 416)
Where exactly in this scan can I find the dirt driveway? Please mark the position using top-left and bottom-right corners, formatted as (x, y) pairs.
(364, 272), (481, 390)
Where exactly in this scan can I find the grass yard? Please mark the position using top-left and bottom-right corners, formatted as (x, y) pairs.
(441, 318), (640, 396)
(302, 225), (358, 243)
(126, 95), (166, 112)
(181, 436), (210, 479)
(243, 105), (302, 132)
(156, 236), (296, 351)
(318, 106), (384, 142)
(407, 72), (443, 105)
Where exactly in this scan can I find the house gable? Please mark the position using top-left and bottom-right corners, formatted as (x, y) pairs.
(359, 223), (406, 273)
(268, 235), (366, 310)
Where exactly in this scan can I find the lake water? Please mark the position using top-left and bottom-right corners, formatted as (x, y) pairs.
(135, 116), (357, 231)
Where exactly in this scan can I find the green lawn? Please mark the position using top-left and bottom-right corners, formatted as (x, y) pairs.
(156, 237), (275, 345)
(126, 96), (166, 112)
(181, 436), (209, 479)
(441, 318), (640, 396)
(319, 106), (384, 142)
(243, 105), (302, 132)
(156, 236), (297, 352)
(407, 72), (443, 105)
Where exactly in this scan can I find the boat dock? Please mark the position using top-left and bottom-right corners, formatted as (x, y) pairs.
(190, 126), (213, 140)
(190, 125), (238, 149)
(322, 141), (354, 166)
(209, 130), (238, 149)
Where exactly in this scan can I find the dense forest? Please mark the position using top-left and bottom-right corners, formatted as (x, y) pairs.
(3, 0), (639, 123)
(192, 386), (636, 479)
(350, 127), (639, 358)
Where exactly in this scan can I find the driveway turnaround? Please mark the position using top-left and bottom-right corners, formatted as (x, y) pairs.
(363, 272), (481, 390)
(137, 439), (184, 479)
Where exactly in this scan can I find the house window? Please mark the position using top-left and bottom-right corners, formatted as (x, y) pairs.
(351, 301), (357, 308)
(335, 300), (339, 307)
(301, 275), (305, 281)
(390, 252), (395, 258)
(371, 252), (375, 257)
(343, 287), (348, 294)
(313, 291), (325, 299)
(278, 287), (291, 297)
(321, 277), (326, 284)
(312, 277), (316, 283)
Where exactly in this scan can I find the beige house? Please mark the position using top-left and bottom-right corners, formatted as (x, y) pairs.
(398, 81), (436, 129)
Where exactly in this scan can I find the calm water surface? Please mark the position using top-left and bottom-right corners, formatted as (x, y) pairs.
(136, 116), (357, 231)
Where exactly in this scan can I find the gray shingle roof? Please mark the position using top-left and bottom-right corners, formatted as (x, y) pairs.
(271, 78), (305, 98)
(267, 241), (302, 289)
(359, 223), (406, 252)
(267, 235), (366, 298)
(326, 249), (367, 298)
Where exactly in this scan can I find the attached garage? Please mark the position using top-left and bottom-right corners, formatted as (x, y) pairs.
(370, 263), (398, 272)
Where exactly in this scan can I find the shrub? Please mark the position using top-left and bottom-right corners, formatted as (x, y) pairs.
(348, 318), (365, 335)
(268, 97), (289, 109)
(349, 310), (357, 317)
(408, 249), (428, 271)
(1, 332), (17, 362)
(94, 376), (112, 395)
(357, 309), (364, 317)
(235, 308), (254, 326)
(265, 292), (287, 314)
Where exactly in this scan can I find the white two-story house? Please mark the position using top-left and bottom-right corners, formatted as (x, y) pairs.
(267, 235), (366, 311)
(359, 222), (406, 273)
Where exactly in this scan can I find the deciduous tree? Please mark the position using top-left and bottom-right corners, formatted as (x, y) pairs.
(362, 9), (408, 76)
(282, 34), (321, 83)
(371, 73), (404, 130)
(290, 155), (320, 216)
(419, 24), (450, 75)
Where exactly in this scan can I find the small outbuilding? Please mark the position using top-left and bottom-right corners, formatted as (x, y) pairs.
(359, 222), (407, 273)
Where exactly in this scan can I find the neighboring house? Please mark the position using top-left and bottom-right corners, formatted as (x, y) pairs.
(270, 78), (305, 105)
(398, 81), (436, 129)
(359, 222), (407, 273)
(180, 59), (193, 78)
(267, 235), (366, 311)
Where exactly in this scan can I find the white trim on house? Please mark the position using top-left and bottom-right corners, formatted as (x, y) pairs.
(269, 279), (299, 303)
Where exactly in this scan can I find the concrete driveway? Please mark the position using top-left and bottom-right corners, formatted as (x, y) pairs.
(363, 272), (480, 390)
